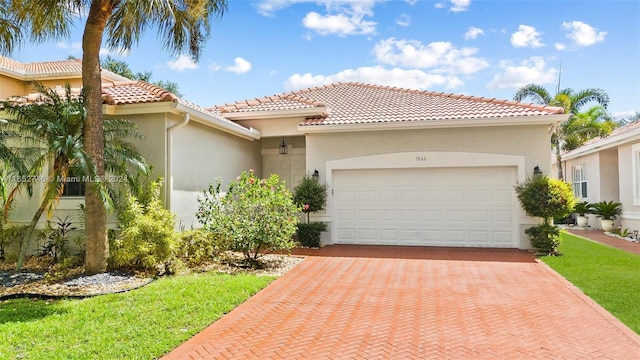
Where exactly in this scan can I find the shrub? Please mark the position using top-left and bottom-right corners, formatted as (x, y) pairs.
(176, 229), (229, 265)
(514, 175), (574, 255)
(293, 175), (327, 223)
(525, 223), (561, 255)
(514, 175), (575, 222)
(110, 179), (178, 272)
(0, 225), (28, 261)
(197, 170), (298, 262)
(296, 222), (328, 248)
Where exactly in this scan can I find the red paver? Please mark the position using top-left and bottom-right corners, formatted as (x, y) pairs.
(162, 246), (640, 359)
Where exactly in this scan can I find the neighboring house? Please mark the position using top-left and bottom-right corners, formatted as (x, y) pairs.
(0, 56), (261, 235)
(1, 56), (570, 250)
(212, 83), (567, 249)
(561, 121), (640, 232)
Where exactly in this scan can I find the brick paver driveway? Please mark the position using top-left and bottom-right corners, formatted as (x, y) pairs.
(163, 246), (640, 359)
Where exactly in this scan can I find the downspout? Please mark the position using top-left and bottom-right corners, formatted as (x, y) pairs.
(166, 112), (190, 210)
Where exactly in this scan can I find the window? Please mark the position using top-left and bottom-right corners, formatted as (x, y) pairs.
(62, 171), (85, 197)
(633, 143), (640, 205)
(572, 165), (587, 198)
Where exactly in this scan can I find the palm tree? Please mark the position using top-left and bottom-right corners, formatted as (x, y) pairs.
(5, 0), (227, 273)
(2, 82), (148, 270)
(563, 105), (616, 151)
(514, 84), (610, 179)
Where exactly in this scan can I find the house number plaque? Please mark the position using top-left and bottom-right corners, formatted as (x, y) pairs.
(415, 156), (427, 162)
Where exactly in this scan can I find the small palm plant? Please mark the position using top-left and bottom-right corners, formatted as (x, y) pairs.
(591, 201), (621, 220)
(1, 82), (149, 269)
(573, 201), (592, 216)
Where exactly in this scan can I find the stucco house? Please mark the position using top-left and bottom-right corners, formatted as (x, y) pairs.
(1, 56), (569, 250)
(0, 56), (261, 233)
(212, 83), (567, 248)
(560, 121), (640, 232)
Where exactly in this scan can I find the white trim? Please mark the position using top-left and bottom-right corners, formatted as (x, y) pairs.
(563, 132), (640, 160)
(622, 211), (640, 220)
(223, 107), (328, 120)
(324, 151), (527, 248)
(298, 114), (567, 133)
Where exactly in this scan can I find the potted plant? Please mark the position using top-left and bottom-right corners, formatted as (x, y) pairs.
(573, 201), (592, 229)
(590, 200), (622, 232)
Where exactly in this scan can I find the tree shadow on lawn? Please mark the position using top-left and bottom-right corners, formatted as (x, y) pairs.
(0, 298), (68, 324)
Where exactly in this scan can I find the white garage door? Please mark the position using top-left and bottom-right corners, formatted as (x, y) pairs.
(333, 167), (517, 247)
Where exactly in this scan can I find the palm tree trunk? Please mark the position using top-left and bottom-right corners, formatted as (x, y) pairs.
(15, 199), (48, 270)
(555, 139), (564, 180)
(82, 1), (114, 275)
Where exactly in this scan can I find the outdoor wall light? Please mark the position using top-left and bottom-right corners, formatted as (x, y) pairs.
(533, 165), (542, 176)
(312, 169), (320, 180)
(279, 138), (287, 155)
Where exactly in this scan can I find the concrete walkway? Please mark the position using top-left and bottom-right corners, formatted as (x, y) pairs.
(162, 246), (640, 359)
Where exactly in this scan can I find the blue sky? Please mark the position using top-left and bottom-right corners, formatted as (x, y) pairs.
(7, 0), (640, 117)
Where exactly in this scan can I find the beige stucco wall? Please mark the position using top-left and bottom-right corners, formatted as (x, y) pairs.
(0, 74), (25, 98)
(235, 117), (305, 137)
(169, 115), (261, 228)
(305, 124), (552, 249)
(599, 149), (619, 202)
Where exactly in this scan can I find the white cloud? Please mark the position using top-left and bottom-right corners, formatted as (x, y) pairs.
(285, 66), (463, 91)
(435, 0), (471, 12)
(464, 26), (484, 40)
(396, 14), (411, 27)
(405, 0), (418, 5)
(256, 0), (380, 36)
(487, 57), (558, 89)
(303, 11), (376, 36)
(224, 57), (252, 74)
(562, 21), (607, 47)
(373, 38), (489, 75)
(56, 41), (82, 54)
(554, 43), (567, 51)
(166, 55), (199, 71)
(510, 25), (544, 48)
(451, 0), (471, 12)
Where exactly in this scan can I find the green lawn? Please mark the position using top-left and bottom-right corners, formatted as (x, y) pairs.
(543, 232), (640, 334)
(0, 272), (275, 360)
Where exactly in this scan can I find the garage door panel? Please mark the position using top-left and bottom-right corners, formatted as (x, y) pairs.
(333, 167), (517, 247)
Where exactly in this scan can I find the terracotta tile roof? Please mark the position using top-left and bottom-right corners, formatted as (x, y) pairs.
(213, 95), (325, 113)
(2, 80), (251, 133)
(101, 81), (179, 105)
(0, 56), (130, 81)
(215, 82), (565, 126)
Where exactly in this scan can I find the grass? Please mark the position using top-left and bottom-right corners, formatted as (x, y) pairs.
(0, 272), (275, 360)
(543, 232), (640, 334)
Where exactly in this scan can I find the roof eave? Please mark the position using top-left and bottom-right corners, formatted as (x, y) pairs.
(297, 114), (568, 133)
(104, 101), (261, 140)
(562, 131), (640, 160)
(222, 106), (329, 120)
(175, 102), (261, 140)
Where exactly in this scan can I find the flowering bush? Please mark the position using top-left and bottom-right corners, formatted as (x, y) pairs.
(197, 170), (299, 262)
